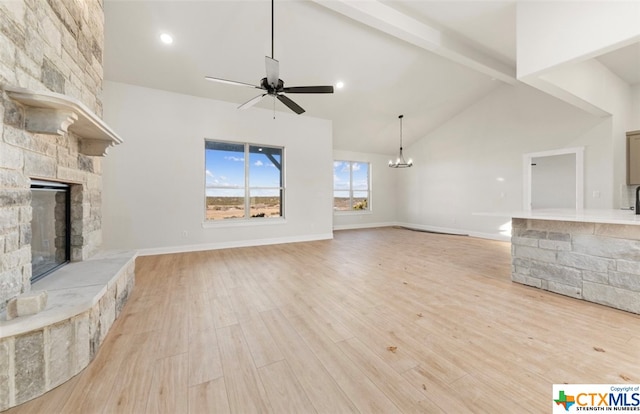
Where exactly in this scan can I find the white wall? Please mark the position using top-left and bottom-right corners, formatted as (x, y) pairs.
(102, 81), (333, 253)
(397, 83), (607, 240)
(332, 150), (397, 230)
(517, 1), (640, 78)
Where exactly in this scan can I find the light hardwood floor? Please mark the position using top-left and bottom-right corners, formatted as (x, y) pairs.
(7, 227), (640, 413)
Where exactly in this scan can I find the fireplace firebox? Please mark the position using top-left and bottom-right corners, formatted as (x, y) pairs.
(30, 180), (71, 282)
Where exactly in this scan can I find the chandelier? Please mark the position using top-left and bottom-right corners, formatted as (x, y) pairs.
(388, 114), (413, 168)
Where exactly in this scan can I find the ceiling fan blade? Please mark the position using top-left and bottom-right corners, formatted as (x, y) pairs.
(281, 85), (334, 94)
(205, 76), (262, 90)
(265, 56), (279, 88)
(238, 94), (267, 110)
(277, 94), (305, 115)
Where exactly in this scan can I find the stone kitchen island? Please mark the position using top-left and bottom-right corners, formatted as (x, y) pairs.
(511, 209), (640, 314)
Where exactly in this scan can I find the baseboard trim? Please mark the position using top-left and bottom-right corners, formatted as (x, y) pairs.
(136, 223), (510, 257)
(137, 232), (334, 256)
(395, 222), (511, 242)
(333, 222), (397, 231)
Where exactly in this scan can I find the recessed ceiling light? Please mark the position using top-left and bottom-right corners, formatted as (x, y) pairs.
(160, 33), (173, 45)
(336, 81), (344, 89)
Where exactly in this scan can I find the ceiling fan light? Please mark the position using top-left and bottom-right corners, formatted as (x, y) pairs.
(160, 33), (173, 45)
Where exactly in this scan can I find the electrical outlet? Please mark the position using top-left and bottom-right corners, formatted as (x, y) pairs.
(593, 191), (601, 198)
(182, 230), (188, 238)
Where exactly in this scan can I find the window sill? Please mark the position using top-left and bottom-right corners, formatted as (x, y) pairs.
(202, 217), (287, 228)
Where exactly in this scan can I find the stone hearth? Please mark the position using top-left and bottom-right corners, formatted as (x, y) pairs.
(0, 251), (136, 410)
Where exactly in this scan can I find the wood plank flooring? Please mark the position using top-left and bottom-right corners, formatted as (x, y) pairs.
(7, 227), (640, 413)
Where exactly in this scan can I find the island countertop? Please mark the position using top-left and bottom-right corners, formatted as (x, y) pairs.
(507, 209), (640, 226)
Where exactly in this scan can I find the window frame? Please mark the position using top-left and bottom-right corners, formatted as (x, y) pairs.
(204, 139), (285, 222)
(333, 160), (372, 213)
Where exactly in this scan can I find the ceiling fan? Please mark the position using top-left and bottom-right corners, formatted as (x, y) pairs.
(204, 0), (334, 115)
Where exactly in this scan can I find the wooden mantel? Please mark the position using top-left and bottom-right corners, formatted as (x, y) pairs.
(3, 86), (123, 156)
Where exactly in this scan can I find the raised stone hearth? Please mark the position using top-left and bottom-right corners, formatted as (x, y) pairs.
(0, 251), (136, 411)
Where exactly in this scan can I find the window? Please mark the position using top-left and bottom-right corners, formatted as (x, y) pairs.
(205, 140), (284, 220)
(333, 160), (370, 211)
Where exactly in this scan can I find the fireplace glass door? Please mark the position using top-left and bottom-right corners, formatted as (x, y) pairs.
(31, 180), (71, 282)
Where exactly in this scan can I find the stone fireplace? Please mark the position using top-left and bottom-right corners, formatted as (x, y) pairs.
(0, 1), (136, 410)
(0, 0), (114, 312)
(0, 85), (137, 413)
(0, 87), (113, 312)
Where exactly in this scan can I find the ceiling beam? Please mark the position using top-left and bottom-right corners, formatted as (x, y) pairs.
(311, 0), (517, 84)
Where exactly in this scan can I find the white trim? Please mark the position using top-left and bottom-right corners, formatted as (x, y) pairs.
(333, 221), (396, 231)
(202, 218), (287, 228)
(395, 222), (512, 242)
(395, 222), (469, 236)
(333, 210), (373, 216)
(467, 231), (511, 242)
(137, 233), (334, 256)
(140, 222), (512, 257)
(522, 146), (584, 211)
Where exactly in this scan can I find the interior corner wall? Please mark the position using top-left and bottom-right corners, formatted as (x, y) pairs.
(332, 150), (397, 230)
(396, 83), (608, 240)
(101, 81), (333, 253)
(516, 1), (640, 78)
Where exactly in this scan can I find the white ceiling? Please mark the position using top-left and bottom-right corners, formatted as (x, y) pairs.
(381, 0), (516, 65)
(103, 1), (639, 155)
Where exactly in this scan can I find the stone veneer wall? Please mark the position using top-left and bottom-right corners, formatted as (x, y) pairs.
(0, 0), (105, 311)
(512, 218), (640, 314)
(0, 256), (135, 411)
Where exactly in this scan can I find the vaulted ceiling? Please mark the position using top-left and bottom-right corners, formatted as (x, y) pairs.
(104, 1), (639, 155)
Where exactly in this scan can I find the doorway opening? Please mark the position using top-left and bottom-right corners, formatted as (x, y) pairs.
(522, 147), (584, 211)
